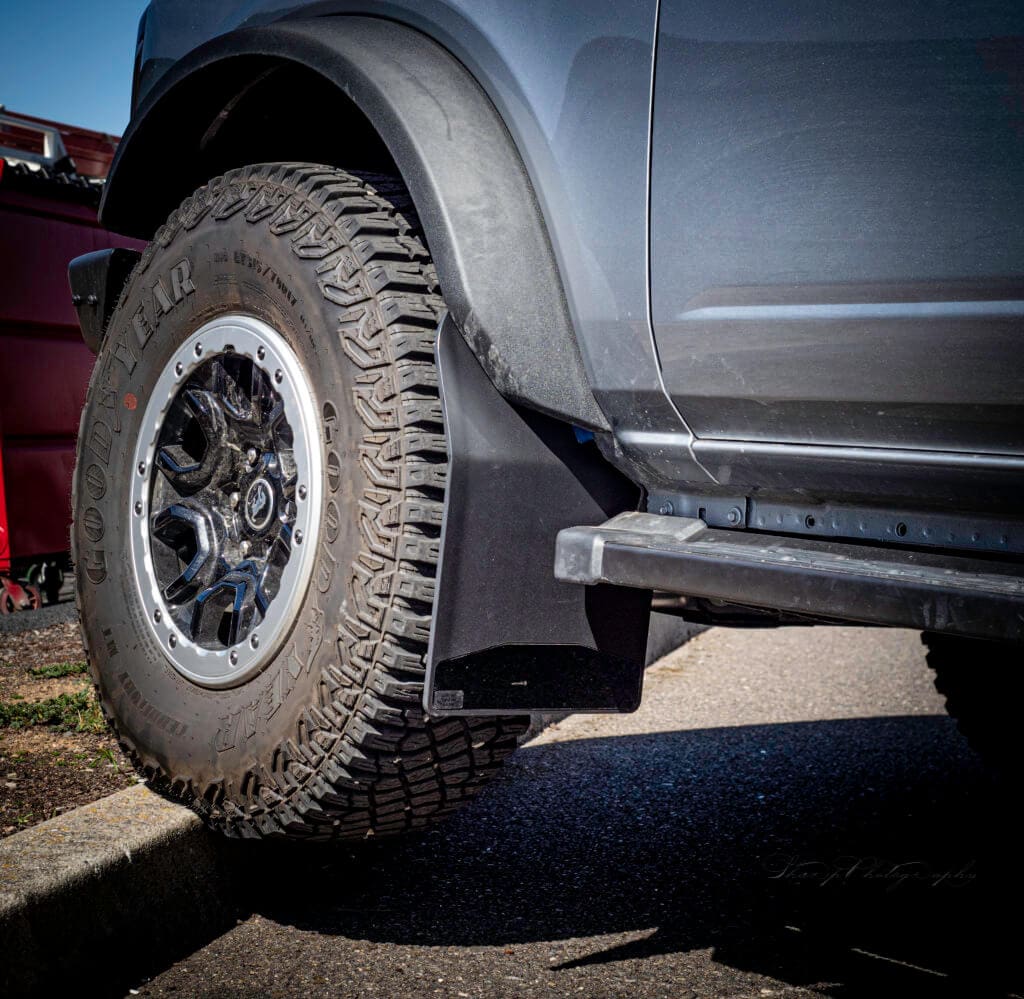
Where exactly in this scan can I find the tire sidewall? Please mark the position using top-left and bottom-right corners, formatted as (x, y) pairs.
(75, 190), (360, 793)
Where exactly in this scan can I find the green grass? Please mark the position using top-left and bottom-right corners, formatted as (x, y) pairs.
(0, 691), (106, 734)
(88, 747), (118, 768)
(27, 660), (89, 679)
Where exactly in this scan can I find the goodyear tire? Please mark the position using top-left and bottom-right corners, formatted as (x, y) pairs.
(72, 163), (527, 840)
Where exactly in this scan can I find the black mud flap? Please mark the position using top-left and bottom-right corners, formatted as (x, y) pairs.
(423, 316), (651, 716)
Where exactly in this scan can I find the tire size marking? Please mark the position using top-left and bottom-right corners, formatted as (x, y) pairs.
(233, 250), (297, 307)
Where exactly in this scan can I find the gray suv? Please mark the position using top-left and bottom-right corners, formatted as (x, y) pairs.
(69, 1), (1024, 841)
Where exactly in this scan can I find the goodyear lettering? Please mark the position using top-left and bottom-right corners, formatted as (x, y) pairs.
(111, 333), (138, 374)
(96, 386), (122, 433)
(132, 304), (154, 348)
(152, 279), (174, 315)
(169, 259), (195, 303)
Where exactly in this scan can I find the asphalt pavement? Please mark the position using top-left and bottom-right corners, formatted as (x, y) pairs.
(0, 598), (77, 635)
(127, 625), (1019, 999)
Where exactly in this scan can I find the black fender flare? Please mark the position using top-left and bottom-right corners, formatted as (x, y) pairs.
(101, 16), (608, 431)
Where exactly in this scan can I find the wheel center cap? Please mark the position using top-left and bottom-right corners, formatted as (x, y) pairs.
(244, 476), (275, 532)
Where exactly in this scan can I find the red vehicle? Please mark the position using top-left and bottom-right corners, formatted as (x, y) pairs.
(0, 109), (143, 611)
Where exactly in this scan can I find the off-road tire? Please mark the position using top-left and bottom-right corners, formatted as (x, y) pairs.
(923, 632), (1019, 774)
(72, 162), (528, 840)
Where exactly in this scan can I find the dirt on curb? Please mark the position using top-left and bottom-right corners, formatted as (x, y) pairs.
(0, 618), (137, 836)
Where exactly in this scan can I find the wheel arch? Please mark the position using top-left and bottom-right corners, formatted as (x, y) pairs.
(101, 15), (608, 430)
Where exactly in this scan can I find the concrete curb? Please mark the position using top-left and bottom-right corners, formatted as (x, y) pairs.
(0, 615), (702, 995)
(0, 785), (236, 997)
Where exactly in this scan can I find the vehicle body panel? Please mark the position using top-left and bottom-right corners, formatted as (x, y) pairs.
(651, 1), (1024, 455)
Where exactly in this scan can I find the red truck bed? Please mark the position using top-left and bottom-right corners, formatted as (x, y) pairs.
(0, 110), (143, 589)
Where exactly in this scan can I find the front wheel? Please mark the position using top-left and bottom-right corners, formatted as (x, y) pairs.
(72, 163), (527, 840)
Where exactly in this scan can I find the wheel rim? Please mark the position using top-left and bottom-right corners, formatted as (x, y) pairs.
(129, 315), (323, 688)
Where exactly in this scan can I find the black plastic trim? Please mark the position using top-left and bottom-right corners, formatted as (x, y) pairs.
(67, 248), (142, 354)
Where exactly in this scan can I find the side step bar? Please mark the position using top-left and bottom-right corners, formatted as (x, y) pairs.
(556, 512), (1024, 642)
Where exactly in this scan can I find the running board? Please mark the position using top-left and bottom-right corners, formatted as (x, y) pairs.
(555, 513), (1024, 642)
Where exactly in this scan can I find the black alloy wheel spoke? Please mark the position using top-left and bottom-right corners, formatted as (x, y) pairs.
(190, 564), (262, 647)
(148, 350), (297, 651)
(156, 388), (231, 494)
(150, 503), (220, 605)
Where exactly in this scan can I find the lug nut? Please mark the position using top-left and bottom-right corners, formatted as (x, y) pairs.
(137, 461), (146, 476)
(298, 484), (307, 501)
(134, 501), (143, 516)
(194, 342), (203, 357)
(229, 651), (238, 666)
(168, 634), (177, 649)
(175, 362), (183, 377)
(154, 609), (161, 623)
(257, 346), (266, 361)
(250, 634), (260, 650)
(294, 529), (304, 545)
(274, 369), (283, 384)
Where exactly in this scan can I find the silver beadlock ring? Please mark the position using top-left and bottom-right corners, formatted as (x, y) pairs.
(129, 314), (323, 688)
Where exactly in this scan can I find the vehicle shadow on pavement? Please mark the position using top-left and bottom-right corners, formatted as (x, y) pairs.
(227, 714), (1018, 998)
